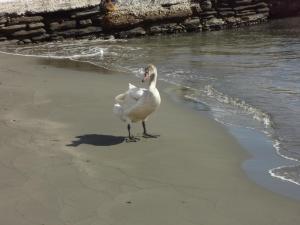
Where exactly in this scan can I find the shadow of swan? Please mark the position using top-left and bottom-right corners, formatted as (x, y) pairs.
(66, 134), (125, 147)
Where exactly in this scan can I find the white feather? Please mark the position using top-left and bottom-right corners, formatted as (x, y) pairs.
(113, 67), (161, 124)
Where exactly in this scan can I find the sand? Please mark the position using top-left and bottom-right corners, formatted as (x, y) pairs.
(0, 53), (299, 225)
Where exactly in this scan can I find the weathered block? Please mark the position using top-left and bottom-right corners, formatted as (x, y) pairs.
(49, 20), (77, 31)
(79, 19), (93, 27)
(78, 26), (103, 36)
(234, 4), (261, 11)
(0, 17), (7, 24)
(9, 16), (43, 25)
(0, 24), (27, 33)
(71, 10), (101, 19)
(92, 16), (104, 24)
(236, 10), (257, 16)
(104, 4), (192, 29)
(255, 2), (268, 8)
(32, 34), (50, 42)
(49, 34), (64, 41)
(28, 22), (45, 29)
(190, 3), (202, 15)
(200, 0), (212, 10)
(200, 10), (217, 17)
(53, 26), (103, 38)
(219, 11), (235, 17)
(11, 28), (46, 38)
(118, 27), (146, 38)
(235, 0), (253, 6)
(257, 7), (269, 13)
(218, 8), (234, 12)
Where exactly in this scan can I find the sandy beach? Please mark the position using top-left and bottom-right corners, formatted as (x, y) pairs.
(0, 52), (299, 225)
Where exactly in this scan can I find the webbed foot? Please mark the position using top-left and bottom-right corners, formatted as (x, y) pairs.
(126, 136), (140, 142)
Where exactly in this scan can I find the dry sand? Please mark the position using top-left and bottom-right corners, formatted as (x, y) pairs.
(0, 53), (299, 225)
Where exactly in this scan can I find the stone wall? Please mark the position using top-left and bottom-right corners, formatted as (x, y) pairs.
(0, 0), (270, 44)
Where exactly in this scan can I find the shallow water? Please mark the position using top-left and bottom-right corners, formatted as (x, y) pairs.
(1, 17), (300, 187)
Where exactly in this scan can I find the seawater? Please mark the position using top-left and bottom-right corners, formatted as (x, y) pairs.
(1, 17), (300, 188)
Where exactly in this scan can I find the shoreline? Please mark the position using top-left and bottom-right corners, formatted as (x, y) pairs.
(165, 83), (300, 199)
(0, 53), (300, 224)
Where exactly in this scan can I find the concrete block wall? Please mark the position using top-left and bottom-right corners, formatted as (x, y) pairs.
(0, 1), (270, 44)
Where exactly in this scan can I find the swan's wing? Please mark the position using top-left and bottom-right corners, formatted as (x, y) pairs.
(128, 83), (147, 101)
(129, 83), (136, 90)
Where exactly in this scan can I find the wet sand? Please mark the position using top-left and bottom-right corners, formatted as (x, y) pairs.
(0, 53), (299, 225)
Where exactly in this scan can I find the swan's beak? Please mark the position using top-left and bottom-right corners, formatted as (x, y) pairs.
(142, 72), (150, 83)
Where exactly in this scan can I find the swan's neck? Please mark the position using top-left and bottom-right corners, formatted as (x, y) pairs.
(149, 72), (157, 90)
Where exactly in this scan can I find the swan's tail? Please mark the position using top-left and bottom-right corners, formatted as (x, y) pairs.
(113, 103), (126, 122)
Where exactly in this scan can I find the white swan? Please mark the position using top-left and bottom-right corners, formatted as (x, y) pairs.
(113, 64), (161, 141)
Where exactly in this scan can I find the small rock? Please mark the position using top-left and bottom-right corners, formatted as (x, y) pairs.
(204, 18), (225, 30)
(164, 23), (184, 34)
(23, 39), (32, 44)
(104, 35), (115, 40)
(183, 18), (202, 31)
(149, 25), (162, 35)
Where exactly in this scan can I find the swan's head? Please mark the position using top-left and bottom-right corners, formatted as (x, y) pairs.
(142, 64), (157, 83)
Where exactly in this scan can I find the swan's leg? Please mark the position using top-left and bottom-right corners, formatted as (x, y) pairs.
(142, 121), (159, 138)
(127, 124), (131, 137)
(126, 123), (140, 142)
